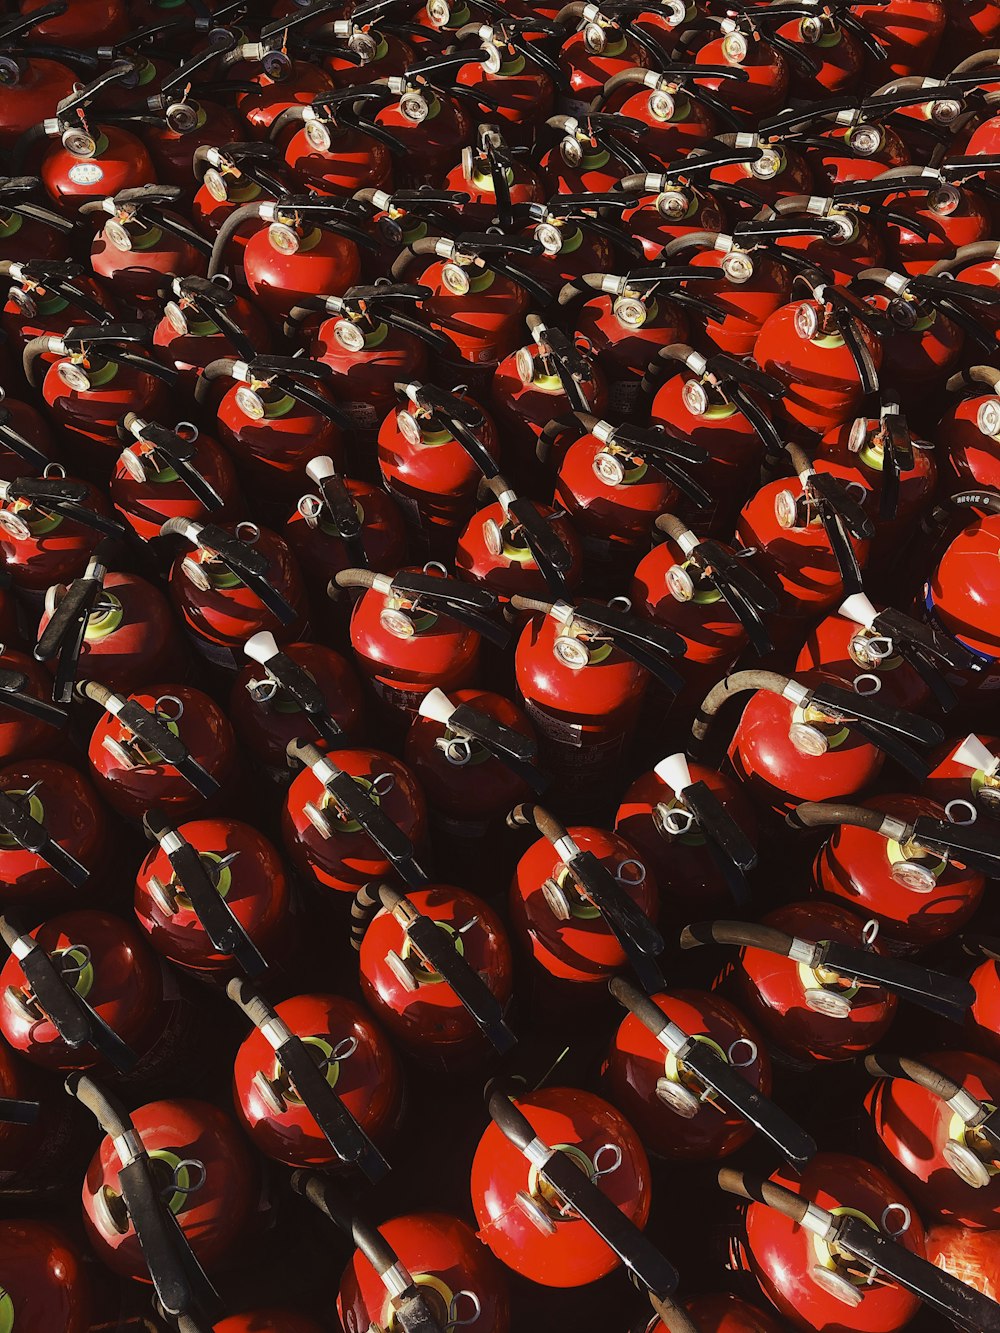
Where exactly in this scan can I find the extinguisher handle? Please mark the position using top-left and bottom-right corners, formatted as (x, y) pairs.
(243, 634), (343, 748)
(486, 1086), (537, 1151)
(63, 1070), (133, 1139)
(122, 417), (225, 513)
(157, 26), (238, 96)
(679, 918), (799, 957)
(910, 816), (1000, 879)
(53, 58), (141, 117)
(386, 571), (510, 649)
(35, 568), (104, 705)
(0, 667), (67, 730)
(863, 1052), (971, 1104)
(717, 1168), (815, 1226)
(0, 917), (90, 1049)
(291, 1171), (423, 1292)
(0, 1097), (40, 1126)
(0, 1), (67, 44)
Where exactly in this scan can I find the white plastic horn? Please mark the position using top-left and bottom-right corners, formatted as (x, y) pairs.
(839, 592), (879, 629)
(305, 455), (337, 484)
(244, 630), (280, 665)
(952, 734), (1000, 777)
(418, 687), (457, 726)
(654, 752), (693, 794)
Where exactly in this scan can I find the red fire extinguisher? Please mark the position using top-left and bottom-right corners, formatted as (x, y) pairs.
(788, 796), (989, 952)
(364, 59), (484, 188)
(853, 0), (947, 78)
(12, 60), (155, 208)
(282, 736), (428, 896)
(747, 194), (887, 286)
(681, 904), (974, 1064)
(615, 159), (738, 266)
(352, 879), (516, 1065)
(865, 1049), (1000, 1227)
(0, 4), (79, 153)
(153, 273), (271, 392)
(34, 550), (187, 702)
(0, 646), (68, 764)
(229, 631), (365, 776)
(690, 669), (945, 812)
(220, 9), (336, 138)
(0, 470), (125, 597)
(759, 101), (911, 192)
(0, 385), (56, 478)
(759, 0), (874, 99)
(163, 516), (309, 665)
(311, 4), (415, 91)
(617, 736), (758, 910)
(0, 176), (78, 264)
(507, 802), (663, 993)
(938, 366), (1000, 497)
(207, 193), (370, 322)
(510, 193), (643, 292)
(334, 565), (507, 721)
(195, 353), (347, 508)
(538, 112), (654, 197)
(690, 18), (791, 119)
(111, 413), (241, 544)
(924, 732), (1000, 822)
(719, 1155), (999, 1333)
(450, 16), (560, 148)
(295, 1172), (512, 1333)
(0, 1219), (92, 1333)
(228, 977), (400, 1176)
(604, 975), (815, 1165)
(511, 593), (687, 806)
(191, 139), (285, 245)
(79, 677), (240, 822)
(72, 1072), (261, 1313)
(136, 807), (295, 981)
(456, 474), (582, 598)
(377, 380), (500, 558)
(352, 185), (471, 281)
(0, 910), (176, 1076)
(926, 490), (1000, 664)
(0, 758), (103, 911)
(21, 322), (176, 471)
(593, 64), (748, 164)
(1, 258), (115, 354)
(268, 86), (402, 197)
(553, 2), (653, 115)
(471, 1084), (673, 1294)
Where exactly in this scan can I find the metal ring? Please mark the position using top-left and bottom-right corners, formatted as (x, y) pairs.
(166, 1157), (207, 1199)
(615, 858), (646, 886)
(845, 480), (868, 504)
(211, 273), (233, 290)
(371, 771), (396, 797)
(727, 1037), (758, 1068)
(155, 694), (184, 722)
(175, 421), (199, 442)
(42, 462), (66, 479)
(56, 944), (92, 978)
(608, 594), (632, 612)
(236, 521), (260, 544)
(853, 673), (881, 696)
(423, 560), (448, 576)
(449, 1290), (483, 1329)
(591, 1142), (622, 1180)
(881, 1202), (911, 1238)
(329, 1035), (358, 1063)
(946, 798), (978, 826)
(862, 918), (880, 947)
(297, 494), (323, 523)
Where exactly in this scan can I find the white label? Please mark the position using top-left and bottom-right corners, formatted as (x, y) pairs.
(522, 697), (583, 748)
(68, 163), (104, 186)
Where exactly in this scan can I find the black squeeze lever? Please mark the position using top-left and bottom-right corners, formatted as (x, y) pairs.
(574, 414), (712, 509)
(377, 568), (510, 649)
(142, 809), (268, 978)
(122, 414), (224, 512)
(524, 316), (595, 415)
(0, 665), (67, 731)
(3, 259), (108, 324)
(0, 916), (136, 1070)
(0, 476), (124, 540)
(653, 750), (758, 891)
(226, 978), (389, 1183)
(160, 517), (297, 627)
(481, 473), (574, 596)
(376, 882), (517, 1054)
(292, 1173), (446, 1333)
(396, 382), (497, 480)
(34, 542), (113, 704)
(64, 1073), (220, 1322)
(76, 680), (219, 799)
(418, 687), (548, 794)
(609, 976), (816, 1166)
(488, 1086), (680, 1299)
(286, 739), (428, 890)
(162, 275), (256, 363)
(303, 455), (365, 561)
(0, 785), (88, 887)
(780, 442), (875, 597)
(506, 803), (666, 993)
(243, 630), (343, 748)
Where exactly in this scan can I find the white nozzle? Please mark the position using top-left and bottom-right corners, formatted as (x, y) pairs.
(418, 688), (457, 726)
(231, 360), (251, 383)
(549, 600), (575, 625)
(400, 382), (421, 405)
(244, 631), (280, 665)
(305, 456), (337, 485)
(839, 592), (878, 629)
(953, 734), (1000, 776)
(654, 752), (693, 794)
(598, 275), (625, 297)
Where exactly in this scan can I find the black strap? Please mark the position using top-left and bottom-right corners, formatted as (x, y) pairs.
(114, 700), (219, 798)
(0, 408), (51, 472)
(133, 421), (225, 511)
(34, 575), (102, 704)
(0, 1096), (40, 1125)
(819, 941), (974, 1022)
(0, 788), (88, 887)
(566, 849), (665, 993)
(319, 767), (427, 889)
(195, 525), (296, 626)
(0, 669), (67, 729)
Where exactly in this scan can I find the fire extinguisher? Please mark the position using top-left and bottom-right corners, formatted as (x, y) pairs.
(72, 1073), (262, 1306)
(507, 802), (664, 993)
(405, 685), (548, 836)
(0, 4), (80, 153)
(938, 366), (1000, 496)
(207, 193), (370, 322)
(220, 9), (336, 138)
(758, 101), (911, 191)
(78, 678), (240, 822)
(191, 140), (285, 245)
(0, 259), (115, 355)
(450, 15), (561, 148)
(228, 977), (399, 1176)
(282, 736), (428, 895)
(351, 879), (516, 1065)
(539, 112), (654, 197)
(194, 353), (347, 509)
(615, 160), (736, 266)
(153, 274), (271, 392)
(163, 517), (309, 665)
(691, 669), (945, 812)
(79, 183), (211, 311)
(510, 194), (643, 292)
(334, 565), (507, 721)
(701, 132), (815, 218)
(0, 646), (68, 764)
(229, 631), (365, 777)
(352, 185), (471, 282)
(285, 456), (408, 606)
(471, 1084), (673, 1295)
(34, 550), (188, 702)
(788, 796), (991, 952)
(456, 474), (582, 598)
(440, 121), (543, 226)
(0, 386), (56, 479)
(511, 593), (687, 805)
(719, 1156), (1000, 1332)
(0, 911), (176, 1076)
(268, 87), (403, 197)
(853, 0), (947, 78)
(111, 413), (240, 544)
(926, 490), (1000, 664)
(604, 975), (815, 1165)
(311, 3), (415, 92)
(377, 381), (500, 557)
(492, 314), (607, 488)
(0, 1220), (92, 1333)
(643, 344), (783, 535)
(593, 65), (747, 164)
(760, 0), (876, 99)
(615, 751), (758, 923)
(0, 759), (103, 911)
(748, 194), (888, 286)
(294, 1171), (512, 1333)
(287, 282), (455, 435)
(796, 590), (975, 715)
(21, 322), (176, 472)
(689, 19), (791, 119)
(681, 905), (974, 1064)
(389, 231), (550, 391)
(0, 471), (125, 597)
(924, 732), (1000, 823)
(553, 2), (653, 116)
(12, 60), (156, 208)
(736, 440), (876, 647)
(0, 176), (77, 264)
(865, 1050), (1000, 1228)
